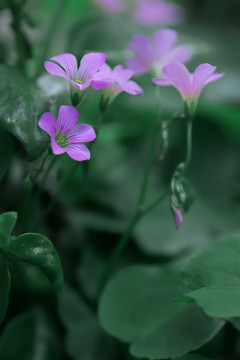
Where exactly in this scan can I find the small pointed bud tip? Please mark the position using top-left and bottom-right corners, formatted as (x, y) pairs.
(172, 207), (183, 230)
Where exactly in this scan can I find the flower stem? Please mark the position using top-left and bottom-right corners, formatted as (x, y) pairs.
(137, 123), (161, 209)
(34, 155), (57, 201)
(30, 150), (50, 186)
(144, 187), (169, 214)
(33, 161), (79, 229)
(183, 117), (193, 174)
(97, 212), (142, 294)
(22, 150), (50, 231)
(97, 121), (163, 295)
(97, 88), (166, 294)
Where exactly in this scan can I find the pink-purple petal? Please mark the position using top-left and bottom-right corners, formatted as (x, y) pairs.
(51, 137), (66, 155)
(125, 57), (148, 75)
(66, 144), (91, 161)
(78, 53), (107, 82)
(44, 61), (69, 80)
(56, 106), (79, 134)
(152, 28), (177, 61)
(134, 0), (183, 26)
(128, 34), (153, 69)
(164, 45), (190, 65)
(113, 65), (134, 81)
(68, 124), (96, 143)
(162, 62), (191, 99)
(205, 73), (225, 86)
(49, 53), (78, 80)
(120, 80), (143, 95)
(38, 112), (56, 136)
(152, 77), (174, 87)
(99, 63), (112, 73)
(91, 79), (112, 90)
(192, 63), (216, 96)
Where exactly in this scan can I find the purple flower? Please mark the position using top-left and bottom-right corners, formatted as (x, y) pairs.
(94, 0), (124, 12)
(126, 28), (190, 76)
(133, 0), (183, 26)
(91, 64), (143, 107)
(45, 52), (107, 91)
(172, 206), (183, 229)
(38, 106), (96, 161)
(153, 62), (224, 103)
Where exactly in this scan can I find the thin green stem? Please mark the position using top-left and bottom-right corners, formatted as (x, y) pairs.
(97, 122), (162, 294)
(137, 123), (161, 209)
(34, 156), (57, 201)
(97, 212), (142, 294)
(34, 161), (79, 229)
(97, 88), (164, 293)
(183, 118), (193, 174)
(34, 0), (67, 79)
(144, 187), (169, 214)
(31, 150), (49, 186)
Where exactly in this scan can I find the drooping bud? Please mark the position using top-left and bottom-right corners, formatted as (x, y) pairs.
(172, 206), (183, 229)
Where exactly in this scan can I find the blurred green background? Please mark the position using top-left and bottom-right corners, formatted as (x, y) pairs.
(0, 0), (240, 359)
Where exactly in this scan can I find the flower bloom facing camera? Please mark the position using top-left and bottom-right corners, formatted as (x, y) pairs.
(91, 64), (143, 109)
(45, 52), (107, 91)
(133, 0), (183, 27)
(39, 106), (96, 161)
(126, 28), (190, 76)
(153, 62), (224, 115)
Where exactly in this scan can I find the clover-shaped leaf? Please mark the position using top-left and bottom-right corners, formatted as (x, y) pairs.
(0, 66), (49, 161)
(99, 266), (224, 359)
(6, 233), (64, 292)
(180, 237), (240, 322)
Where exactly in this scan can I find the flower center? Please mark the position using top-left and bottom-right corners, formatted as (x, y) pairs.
(76, 80), (83, 84)
(55, 132), (69, 148)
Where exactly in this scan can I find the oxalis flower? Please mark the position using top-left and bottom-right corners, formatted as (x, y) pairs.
(91, 64), (143, 110)
(153, 62), (224, 115)
(126, 28), (190, 76)
(94, 0), (183, 27)
(133, 0), (183, 27)
(45, 52), (107, 92)
(39, 106), (96, 161)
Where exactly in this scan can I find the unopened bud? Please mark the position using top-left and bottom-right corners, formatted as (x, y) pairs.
(172, 206), (183, 230)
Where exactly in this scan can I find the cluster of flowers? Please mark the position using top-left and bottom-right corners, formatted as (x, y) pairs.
(94, 0), (183, 27)
(39, 28), (223, 162)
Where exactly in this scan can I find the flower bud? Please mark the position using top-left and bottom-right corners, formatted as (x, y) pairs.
(172, 206), (183, 229)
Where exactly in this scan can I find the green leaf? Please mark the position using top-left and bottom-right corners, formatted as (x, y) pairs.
(99, 266), (224, 359)
(181, 237), (240, 321)
(0, 131), (14, 182)
(0, 212), (17, 247)
(58, 286), (117, 360)
(176, 356), (212, 360)
(0, 310), (61, 359)
(0, 255), (10, 326)
(0, 66), (49, 161)
(5, 233), (63, 292)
